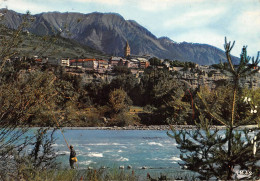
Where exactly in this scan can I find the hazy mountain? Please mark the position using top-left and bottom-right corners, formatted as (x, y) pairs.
(0, 9), (239, 65)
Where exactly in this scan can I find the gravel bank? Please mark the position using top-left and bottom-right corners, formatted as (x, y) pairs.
(62, 125), (259, 130)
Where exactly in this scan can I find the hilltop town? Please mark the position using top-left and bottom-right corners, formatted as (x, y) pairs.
(23, 41), (260, 90)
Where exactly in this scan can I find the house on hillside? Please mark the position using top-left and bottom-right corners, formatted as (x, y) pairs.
(96, 59), (109, 73)
(60, 58), (70, 66)
(97, 59), (108, 69)
(109, 56), (124, 67)
(138, 58), (150, 68)
(69, 58), (109, 73)
(70, 58), (97, 69)
(117, 59), (127, 66)
(126, 59), (139, 68)
(34, 57), (48, 64)
(34, 58), (42, 63)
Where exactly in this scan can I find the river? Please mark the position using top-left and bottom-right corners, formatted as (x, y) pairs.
(51, 129), (193, 177)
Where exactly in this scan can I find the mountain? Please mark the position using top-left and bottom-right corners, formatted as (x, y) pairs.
(0, 9), (239, 65)
(0, 9), (108, 59)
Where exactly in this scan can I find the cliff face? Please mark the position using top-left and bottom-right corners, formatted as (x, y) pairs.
(0, 9), (239, 65)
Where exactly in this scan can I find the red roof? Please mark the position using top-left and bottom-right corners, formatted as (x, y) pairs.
(98, 59), (107, 62)
(70, 58), (96, 63)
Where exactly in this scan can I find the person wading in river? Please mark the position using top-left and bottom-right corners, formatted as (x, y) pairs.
(69, 145), (77, 169)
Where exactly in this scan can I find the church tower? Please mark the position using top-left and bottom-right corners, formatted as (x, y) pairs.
(124, 41), (130, 57)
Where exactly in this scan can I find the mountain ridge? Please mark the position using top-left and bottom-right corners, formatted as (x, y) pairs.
(0, 9), (239, 65)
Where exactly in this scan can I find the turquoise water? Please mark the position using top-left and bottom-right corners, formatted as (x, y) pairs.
(13, 128), (258, 179)
(53, 129), (187, 174)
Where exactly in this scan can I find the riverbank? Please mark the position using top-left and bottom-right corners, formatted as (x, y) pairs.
(61, 124), (259, 130)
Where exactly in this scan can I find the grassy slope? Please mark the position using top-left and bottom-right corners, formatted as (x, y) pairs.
(1, 30), (110, 60)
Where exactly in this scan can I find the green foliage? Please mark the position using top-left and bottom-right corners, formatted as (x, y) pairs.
(168, 38), (260, 180)
(3, 167), (139, 181)
(163, 88), (194, 125)
(109, 88), (129, 114)
(111, 112), (141, 126)
(194, 85), (259, 126)
(170, 126), (260, 180)
(112, 66), (131, 74)
(0, 129), (59, 179)
(138, 69), (179, 106)
(109, 74), (139, 104)
(99, 88), (141, 126)
(138, 69), (192, 124)
(0, 11), (87, 179)
(170, 60), (196, 68)
(84, 67), (195, 126)
(103, 168), (136, 181)
(149, 57), (162, 66)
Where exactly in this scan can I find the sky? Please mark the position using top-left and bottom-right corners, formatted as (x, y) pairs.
(1, 0), (260, 57)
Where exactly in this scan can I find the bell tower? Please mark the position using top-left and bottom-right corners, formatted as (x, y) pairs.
(124, 41), (130, 57)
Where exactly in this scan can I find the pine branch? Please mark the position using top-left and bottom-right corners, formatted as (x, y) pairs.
(224, 37), (235, 72)
(197, 92), (227, 126)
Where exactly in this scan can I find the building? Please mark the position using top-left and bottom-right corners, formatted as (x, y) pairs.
(124, 41), (130, 57)
(118, 59), (127, 66)
(33, 57), (48, 64)
(60, 58), (70, 66)
(96, 59), (109, 73)
(97, 59), (109, 69)
(138, 58), (150, 68)
(127, 59), (139, 68)
(70, 58), (97, 69)
(109, 57), (123, 66)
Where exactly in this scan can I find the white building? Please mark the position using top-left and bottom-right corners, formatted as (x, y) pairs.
(60, 58), (70, 66)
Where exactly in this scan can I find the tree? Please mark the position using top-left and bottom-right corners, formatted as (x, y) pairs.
(138, 69), (181, 107)
(163, 87), (194, 125)
(106, 88), (139, 126)
(112, 66), (131, 75)
(149, 57), (162, 66)
(108, 88), (131, 114)
(168, 38), (260, 180)
(0, 70), (64, 178)
(109, 74), (139, 102)
(85, 81), (110, 105)
(0, 10), (81, 179)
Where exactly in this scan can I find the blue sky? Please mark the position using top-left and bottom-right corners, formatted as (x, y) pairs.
(1, 0), (260, 57)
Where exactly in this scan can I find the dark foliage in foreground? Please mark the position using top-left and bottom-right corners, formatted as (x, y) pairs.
(168, 38), (260, 180)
